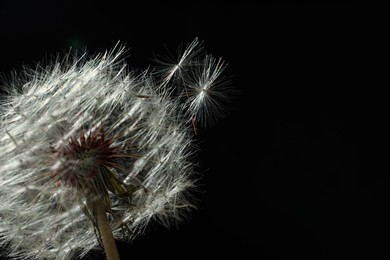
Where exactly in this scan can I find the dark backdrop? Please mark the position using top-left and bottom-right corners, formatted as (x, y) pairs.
(0, 1), (384, 259)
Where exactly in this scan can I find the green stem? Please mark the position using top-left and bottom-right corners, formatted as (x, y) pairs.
(95, 202), (120, 260)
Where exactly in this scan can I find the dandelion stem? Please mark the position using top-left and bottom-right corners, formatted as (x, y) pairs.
(95, 202), (120, 260)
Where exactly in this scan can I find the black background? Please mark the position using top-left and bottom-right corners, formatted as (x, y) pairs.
(0, 1), (385, 259)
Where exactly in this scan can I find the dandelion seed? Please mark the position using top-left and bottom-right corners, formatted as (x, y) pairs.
(157, 37), (203, 89)
(155, 38), (233, 129)
(184, 55), (230, 127)
(0, 39), (230, 260)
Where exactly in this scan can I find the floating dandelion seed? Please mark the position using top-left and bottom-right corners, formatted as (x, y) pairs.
(156, 38), (232, 129)
(0, 38), (231, 260)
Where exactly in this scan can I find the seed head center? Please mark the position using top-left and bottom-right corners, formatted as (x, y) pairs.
(76, 150), (97, 172)
(53, 126), (123, 188)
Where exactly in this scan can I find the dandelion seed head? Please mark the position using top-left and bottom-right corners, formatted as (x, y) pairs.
(0, 39), (230, 259)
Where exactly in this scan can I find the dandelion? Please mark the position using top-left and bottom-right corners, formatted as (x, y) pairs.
(0, 38), (230, 260)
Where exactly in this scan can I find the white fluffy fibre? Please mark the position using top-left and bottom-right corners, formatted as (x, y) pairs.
(0, 38), (229, 259)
